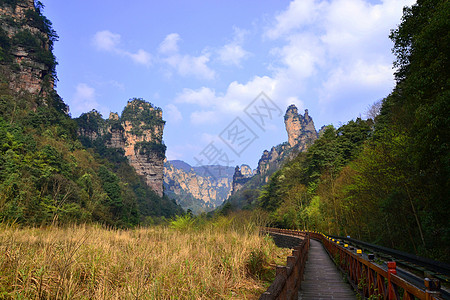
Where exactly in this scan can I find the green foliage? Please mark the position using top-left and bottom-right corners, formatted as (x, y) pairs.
(169, 214), (196, 231)
(13, 29), (57, 73)
(0, 27), (12, 62)
(121, 98), (165, 138)
(246, 249), (272, 280)
(135, 141), (166, 160)
(217, 201), (233, 216)
(76, 110), (106, 133)
(1, 2), (58, 78)
(24, 6), (58, 46)
(304, 118), (372, 185)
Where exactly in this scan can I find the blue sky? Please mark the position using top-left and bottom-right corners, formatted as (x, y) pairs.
(42, 0), (415, 169)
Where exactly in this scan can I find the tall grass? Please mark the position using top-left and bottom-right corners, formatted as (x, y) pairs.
(0, 214), (290, 299)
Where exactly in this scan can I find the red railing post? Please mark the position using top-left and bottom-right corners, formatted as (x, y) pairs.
(387, 261), (397, 300)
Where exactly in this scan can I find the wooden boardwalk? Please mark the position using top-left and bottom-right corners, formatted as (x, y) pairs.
(299, 239), (356, 299)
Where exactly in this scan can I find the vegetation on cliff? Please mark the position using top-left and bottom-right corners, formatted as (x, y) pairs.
(0, 0), (58, 86)
(121, 98), (165, 138)
(0, 0), (182, 227)
(251, 0), (449, 262)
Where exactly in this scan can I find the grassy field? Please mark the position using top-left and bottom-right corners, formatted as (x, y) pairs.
(0, 214), (290, 299)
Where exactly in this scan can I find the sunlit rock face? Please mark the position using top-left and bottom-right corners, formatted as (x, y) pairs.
(284, 105), (318, 151)
(0, 0), (56, 95)
(77, 99), (166, 196)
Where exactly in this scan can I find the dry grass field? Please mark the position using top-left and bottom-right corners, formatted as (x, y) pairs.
(0, 215), (290, 299)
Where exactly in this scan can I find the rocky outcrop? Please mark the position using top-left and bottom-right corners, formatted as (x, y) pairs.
(229, 104), (318, 199)
(231, 165), (254, 194)
(0, 0), (56, 95)
(240, 164), (254, 177)
(164, 161), (234, 213)
(255, 144), (289, 183)
(284, 105), (318, 151)
(112, 100), (165, 196)
(77, 99), (166, 196)
(255, 105), (318, 180)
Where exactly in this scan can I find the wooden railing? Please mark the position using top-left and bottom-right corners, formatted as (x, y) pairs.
(312, 232), (444, 300)
(262, 229), (444, 300)
(259, 228), (310, 300)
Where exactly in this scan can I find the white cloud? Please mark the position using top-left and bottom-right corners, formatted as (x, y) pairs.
(217, 44), (249, 67)
(159, 33), (216, 80)
(265, 0), (324, 39)
(92, 30), (152, 66)
(271, 33), (325, 79)
(175, 87), (216, 107)
(164, 53), (215, 80)
(70, 83), (104, 117)
(127, 49), (152, 66)
(190, 111), (219, 125)
(93, 30), (121, 51)
(159, 33), (180, 54)
(175, 75), (282, 127)
(262, 0), (415, 121)
(285, 96), (304, 111)
(165, 103), (183, 123)
(200, 132), (221, 144)
(217, 27), (250, 66)
(320, 60), (393, 104)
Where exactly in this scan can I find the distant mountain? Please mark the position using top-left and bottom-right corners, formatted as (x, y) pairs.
(192, 164), (236, 179)
(170, 160), (192, 173)
(164, 161), (236, 214)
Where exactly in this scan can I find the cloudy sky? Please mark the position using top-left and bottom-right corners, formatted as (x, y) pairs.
(43, 0), (414, 169)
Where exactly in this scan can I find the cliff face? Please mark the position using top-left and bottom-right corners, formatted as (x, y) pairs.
(284, 105), (318, 151)
(228, 104), (318, 202)
(0, 0), (56, 95)
(77, 99), (166, 196)
(256, 105), (318, 180)
(164, 161), (234, 213)
(255, 144), (289, 184)
(117, 100), (165, 196)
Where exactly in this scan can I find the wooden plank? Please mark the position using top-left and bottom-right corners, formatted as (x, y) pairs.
(299, 239), (357, 299)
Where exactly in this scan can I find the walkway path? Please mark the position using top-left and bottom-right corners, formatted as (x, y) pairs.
(299, 239), (356, 299)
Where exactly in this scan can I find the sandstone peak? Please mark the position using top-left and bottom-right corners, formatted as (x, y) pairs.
(77, 99), (166, 196)
(240, 164), (253, 177)
(284, 104), (318, 149)
(231, 165), (252, 195)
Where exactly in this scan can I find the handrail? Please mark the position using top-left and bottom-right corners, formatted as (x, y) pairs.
(326, 234), (450, 277)
(316, 232), (444, 300)
(262, 228), (444, 300)
(259, 228), (310, 300)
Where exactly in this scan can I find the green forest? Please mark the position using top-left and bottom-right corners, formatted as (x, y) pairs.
(0, 0), (182, 227)
(254, 0), (449, 262)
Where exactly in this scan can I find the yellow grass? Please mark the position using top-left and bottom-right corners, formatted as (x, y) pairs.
(0, 218), (291, 299)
